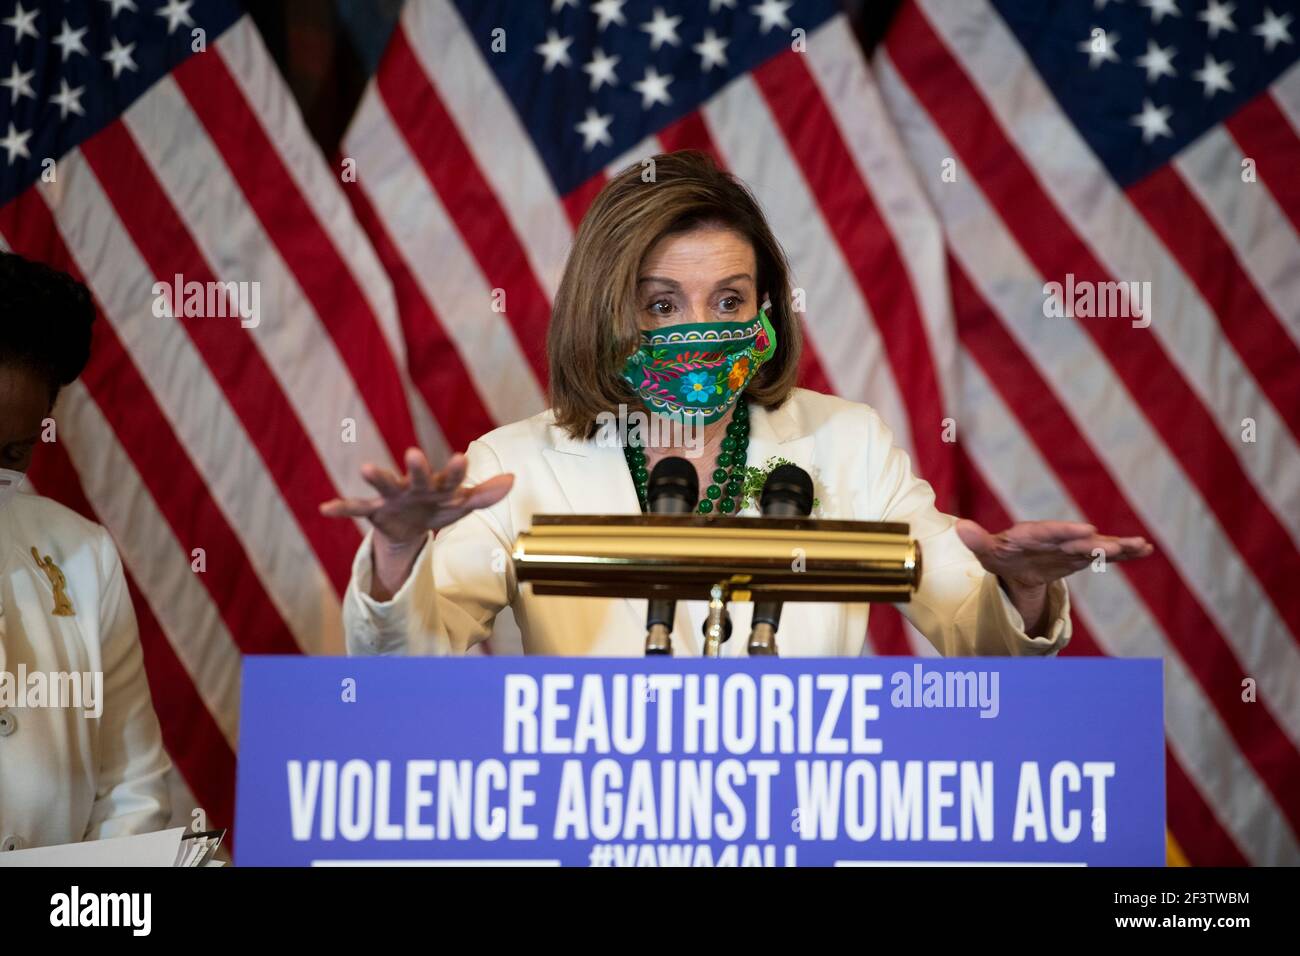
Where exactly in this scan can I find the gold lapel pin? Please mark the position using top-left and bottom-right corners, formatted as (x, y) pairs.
(31, 547), (76, 617)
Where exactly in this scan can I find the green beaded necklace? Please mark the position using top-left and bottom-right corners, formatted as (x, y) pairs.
(623, 400), (751, 515)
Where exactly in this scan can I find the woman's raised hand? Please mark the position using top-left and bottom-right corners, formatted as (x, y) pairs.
(955, 519), (1152, 634)
(321, 448), (515, 545)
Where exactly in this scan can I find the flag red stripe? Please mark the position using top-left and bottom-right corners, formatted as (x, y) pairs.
(657, 111), (726, 167)
(377, 24), (551, 383)
(561, 172), (608, 232)
(78, 123), (359, 594)
(171, 51), (420, 463)
(866, 604), (915, 656)
(954, 444), (1247, 865)
(344, 179), (497, 452)
(24, 400), (237, 833)
(792, 345), (836, 398)
(1225, 91), (1300, 239)
(950, 253), (1300, 839)
(1128, 165), (1300, 442)
(656, 106), (837, 399)
(754, 50), (956, 509)
(0, 189), (304, 658)
(887, 5), (1300, 644)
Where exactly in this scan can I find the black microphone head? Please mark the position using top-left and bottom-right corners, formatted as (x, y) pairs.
(760, 463), (814, 516)
(647, 456), (699, 512)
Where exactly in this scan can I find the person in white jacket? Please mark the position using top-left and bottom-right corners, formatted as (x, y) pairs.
(322, 151), (1152, 658)
(0, 252), (171, 851)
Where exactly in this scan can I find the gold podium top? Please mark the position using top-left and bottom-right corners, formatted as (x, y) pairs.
(512, 514), (921, 603)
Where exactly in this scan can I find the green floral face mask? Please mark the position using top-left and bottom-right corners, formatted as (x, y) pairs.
(620, 310), (778, 425)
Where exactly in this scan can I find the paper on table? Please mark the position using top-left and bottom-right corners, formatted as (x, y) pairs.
(0, 828), (186, 867)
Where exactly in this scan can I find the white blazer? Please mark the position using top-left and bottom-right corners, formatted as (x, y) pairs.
(0, 490), (171, 851)
(344, 389), (1072, 658)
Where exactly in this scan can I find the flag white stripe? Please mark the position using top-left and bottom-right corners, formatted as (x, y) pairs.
(38, 151), (344, 656)
(956, 353), (1298, 863)
(402, 0), (574, 300)
(405, 388), (453, 463)
(345, 89), (547, 425)
(701, 76), (915, 451)
(915, 0), (1300, 543)
(55, 383), (242, 747)
(606, 135), (665, 178)
(877, 52), (1300, 748)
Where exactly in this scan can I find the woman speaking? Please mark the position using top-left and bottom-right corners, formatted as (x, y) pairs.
(322, 152), (1151, 657)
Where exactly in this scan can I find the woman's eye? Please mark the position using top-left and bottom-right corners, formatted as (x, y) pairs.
(718, 296), (742, 312)
(647, 300), (674, 316)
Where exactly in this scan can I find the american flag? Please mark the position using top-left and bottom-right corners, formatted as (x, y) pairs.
(2, 0), (1296, 866)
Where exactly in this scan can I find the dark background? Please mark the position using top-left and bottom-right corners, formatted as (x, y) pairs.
(247, 0), (906, 153)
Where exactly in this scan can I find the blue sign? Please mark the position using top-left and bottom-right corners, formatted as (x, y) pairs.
(235, 657), (1164, 866)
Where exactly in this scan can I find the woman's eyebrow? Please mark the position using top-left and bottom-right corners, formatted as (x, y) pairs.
(712, 273), (753, 287)
(636, 273), (754, 287)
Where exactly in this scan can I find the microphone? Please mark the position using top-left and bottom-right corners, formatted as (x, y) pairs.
(748, 463), (814, 656)
(643, 456), (699, 655)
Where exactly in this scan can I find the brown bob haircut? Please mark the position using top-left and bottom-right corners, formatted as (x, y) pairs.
(547, 150), (802, 439)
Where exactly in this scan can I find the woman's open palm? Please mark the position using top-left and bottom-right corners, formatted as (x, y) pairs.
(319, 448), (514, 547)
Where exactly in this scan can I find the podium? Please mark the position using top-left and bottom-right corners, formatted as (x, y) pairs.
(234, 656), (1165, 866)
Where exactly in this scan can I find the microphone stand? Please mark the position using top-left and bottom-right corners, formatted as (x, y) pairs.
(702, 582), (732, 657)
(645, 623), (672, 655)
(747, 621), (777, 656)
